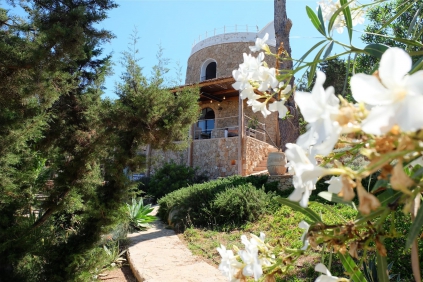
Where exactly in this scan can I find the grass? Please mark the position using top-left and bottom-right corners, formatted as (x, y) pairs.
(178, 192), (358, 281)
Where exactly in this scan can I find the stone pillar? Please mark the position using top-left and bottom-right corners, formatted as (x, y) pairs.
(238, 96), (244, 175)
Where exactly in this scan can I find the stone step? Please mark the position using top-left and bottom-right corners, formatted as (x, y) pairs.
(258, 160), (268, 166)
(253, 165), (267, 171)
(249, 169), (269, 176)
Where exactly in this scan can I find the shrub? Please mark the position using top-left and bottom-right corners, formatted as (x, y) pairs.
(212, 184), (271, 225)
(158, 175), (277, 230)
(148, 162), (208, 199)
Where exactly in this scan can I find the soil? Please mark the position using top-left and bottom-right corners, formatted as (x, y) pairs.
(98, 265), (137, 282)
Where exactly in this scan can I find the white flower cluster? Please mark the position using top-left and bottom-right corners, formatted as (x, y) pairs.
(232, 33), (291, 119)
(317, 0), (365, 33)
(217, 233), (274, 281)
(287, 47), (423, 208)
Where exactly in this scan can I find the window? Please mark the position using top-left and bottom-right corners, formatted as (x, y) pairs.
(195, 108), (215, 139)
(205, 62), (216, 80)
(200, 59), (217, 82)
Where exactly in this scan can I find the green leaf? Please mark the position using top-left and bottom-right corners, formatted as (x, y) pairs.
(378, 190), (402, 207)
(338, 253), (366, 282)
(308, 43), (329, 87)
(306, 6), (326, 36)
(363, 43), (389, 59)
(407, 4), (422, 39)
(317, 5), (327, 36)
(410, 56), (423, 74)
(275, 197), (322, 222)
(377, 0), (416, 33)
(340, 0), (353, 42)
(364, 31), (423, 48)
(294, 40), (326, 67)
(371, 178), (389, 192)
(409, 50), (423, 57)
(318, 191), (357, 209)
(323, 41), (334, 59)
(406, 204), (423, 248)
(376, 251), (389, 282)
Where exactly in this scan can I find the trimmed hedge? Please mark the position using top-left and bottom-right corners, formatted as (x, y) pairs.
(140, 162), (208, 200)
(157, 175), (278, 230)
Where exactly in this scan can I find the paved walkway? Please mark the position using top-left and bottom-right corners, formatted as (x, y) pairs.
(127, 206), (227, 282)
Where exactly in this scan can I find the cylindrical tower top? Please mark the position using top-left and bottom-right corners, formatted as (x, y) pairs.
(185, 21), (276, 85)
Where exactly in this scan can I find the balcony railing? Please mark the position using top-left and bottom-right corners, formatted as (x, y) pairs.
(193, 115), (266, 142)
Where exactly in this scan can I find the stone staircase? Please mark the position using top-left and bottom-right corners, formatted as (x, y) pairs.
(250, 146), (280, 175)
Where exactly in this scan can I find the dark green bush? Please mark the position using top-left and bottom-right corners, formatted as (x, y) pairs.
(147, 162), (208, 199)
(158, 175), (277, 230)
(213, 184), (271, 225)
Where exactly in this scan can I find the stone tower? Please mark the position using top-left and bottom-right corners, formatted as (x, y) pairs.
(185, 21), (277, 85)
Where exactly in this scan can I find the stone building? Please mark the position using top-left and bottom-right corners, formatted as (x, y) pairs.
(151, 21), (284, 179)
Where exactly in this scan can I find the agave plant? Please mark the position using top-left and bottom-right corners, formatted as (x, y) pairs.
(126, 197), (156, 231)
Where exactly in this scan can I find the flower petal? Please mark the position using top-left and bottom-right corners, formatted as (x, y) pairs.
(379, 47), (412, 89)
(315, 263), (332, 276)
(361, 104), (398, 135)
(351, 73), (393, 105)
(395, 95), (423, 132)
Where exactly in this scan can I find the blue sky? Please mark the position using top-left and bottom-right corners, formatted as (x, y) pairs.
(4, 0), (372, 99)
(99, 0), (372, 99)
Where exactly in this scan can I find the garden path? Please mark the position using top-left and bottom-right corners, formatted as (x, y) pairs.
(127, 206), (227, 282)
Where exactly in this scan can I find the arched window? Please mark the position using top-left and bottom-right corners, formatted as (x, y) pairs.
(200, 59), (217, 82)
(195, 108), (215, 139)
(205, 62), (216, 80)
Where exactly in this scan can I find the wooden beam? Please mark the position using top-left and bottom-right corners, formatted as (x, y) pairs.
(200, 92), (223, 102)
(170, 77), (235, 93)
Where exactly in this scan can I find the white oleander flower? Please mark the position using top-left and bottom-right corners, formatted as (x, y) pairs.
(315, 263), (339, 282)
(285, 143), (329, 207)
(250, 33), (269, 53)
(257, 66), (279, 92)
(239, 84), (261, 101)
(247, 99), (271, 118)
(317, 0), (365, 34)
(325, 176), (342, 194)
(295, 71), (341, 157)
(351, 47), (423, 135)
(269, 100), (288, 119)
(239, 235), (263, 281)
(217, 244), (243, 281)
(299, 221), (310, 250)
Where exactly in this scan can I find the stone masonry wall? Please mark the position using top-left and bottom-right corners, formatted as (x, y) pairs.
(186, 42), (276, 84)
(267, 175), (293, 191)
(192, 137), (238, 179)
(150, 148), (189, 174)
(243, 136), (270, 175)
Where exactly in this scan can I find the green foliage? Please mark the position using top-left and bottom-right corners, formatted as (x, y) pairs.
(126, 197), (156, 231)
(356, 0), (423, 73)
(0, 6), (199, 281)
(102, 241), (127, 268)
(157, 175), (278, 230)
(148, 162), (208, 199)
(113, 31), (200, 153)
(362, 257), (399, 282)
(212, 184), (271, 226)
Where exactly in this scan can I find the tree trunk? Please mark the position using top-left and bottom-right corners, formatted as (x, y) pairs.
(274, 0), (300, 151)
